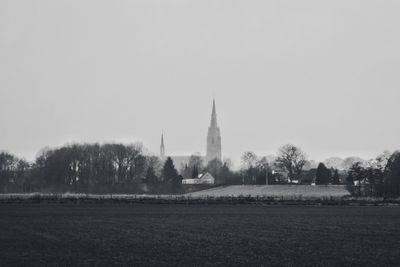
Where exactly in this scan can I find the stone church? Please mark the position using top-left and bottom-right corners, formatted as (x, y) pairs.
(160, 99), (222, 170)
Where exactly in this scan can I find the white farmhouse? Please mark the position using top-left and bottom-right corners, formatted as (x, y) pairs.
(182, 172), (215, 185)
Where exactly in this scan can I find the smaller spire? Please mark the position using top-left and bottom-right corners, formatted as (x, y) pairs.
(160, 133), (165, 159)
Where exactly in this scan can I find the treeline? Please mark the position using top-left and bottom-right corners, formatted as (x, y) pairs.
(346, 151), (400, 197)
(237, 145), (400, 197)
(312, 152), (400, 197)
(1, 143), (400, 197)
(0, 143), (173, 194)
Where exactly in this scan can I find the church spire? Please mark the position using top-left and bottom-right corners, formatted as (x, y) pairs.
(210, 99), (218, 128)
(206, 99), (221, 163)
(160, 133), (165, 160)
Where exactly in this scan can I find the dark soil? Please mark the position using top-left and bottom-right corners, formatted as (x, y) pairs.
(0, 204), (399, 266)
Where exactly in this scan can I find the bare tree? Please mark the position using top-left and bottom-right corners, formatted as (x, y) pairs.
(241, 152), (258, 184)
(240, 152), (270, 184)
(241, 151), (258, 170)
(275, 144), (307, 183)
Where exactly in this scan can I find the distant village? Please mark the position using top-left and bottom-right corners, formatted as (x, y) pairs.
(155, 100), (397, 198)
(0, 100), (399, 197)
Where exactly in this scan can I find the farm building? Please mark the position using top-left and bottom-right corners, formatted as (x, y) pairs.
(182, 172), (215, 185)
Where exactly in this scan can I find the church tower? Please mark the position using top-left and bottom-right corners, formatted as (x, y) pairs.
(206, 99), (222, 163)
(160, 134), (165, 160)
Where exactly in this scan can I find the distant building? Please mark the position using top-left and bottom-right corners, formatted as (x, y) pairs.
(169, 155), (203, 172)
(206, 99), (222, 163)
(160, 134), (165, 161)
(159, 135), (196, 170)
(182, 172), (215, 185)
(159, 99), (222, 172)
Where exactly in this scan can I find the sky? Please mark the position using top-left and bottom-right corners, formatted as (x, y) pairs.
(1, 0), (399, 166)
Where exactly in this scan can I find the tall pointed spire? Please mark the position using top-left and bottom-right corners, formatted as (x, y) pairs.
(210, 99), (218, 127)
(160, 133), (165, 160)
(206, 99), (221, 163)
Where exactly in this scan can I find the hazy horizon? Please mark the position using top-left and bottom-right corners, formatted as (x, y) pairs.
(1, 0), (399, 166)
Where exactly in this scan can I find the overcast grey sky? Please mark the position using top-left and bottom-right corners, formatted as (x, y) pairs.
(1, 0), (399, 165)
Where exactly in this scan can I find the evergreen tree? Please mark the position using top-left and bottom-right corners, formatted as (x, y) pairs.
(160, 157), (181, 193)
(192, 166), (199, 178)
(180, 164), (191, 180)
(332, 169), (340, 185)
(315, 163), (331, 185)
(346, 172), (354, 185)
(161, 157), (178, 182)
(384, 152), (400, 196)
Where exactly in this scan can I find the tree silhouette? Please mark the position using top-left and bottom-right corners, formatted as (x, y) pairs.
(348, 162), (365, 195)
(192, 166), (199, 178)
(332, 169), (340, 184)
(315, 163), (331, 185)
(145, 166), (158, 192)
(384, 151), (400, 196)
(276, 144), (307, 183)
(162, 157), (178, 183)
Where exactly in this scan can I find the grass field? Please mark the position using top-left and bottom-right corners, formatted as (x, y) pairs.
(0, 185), (352, 202)
(187, 185), (351, 199)
(0, 204), (399, 266)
